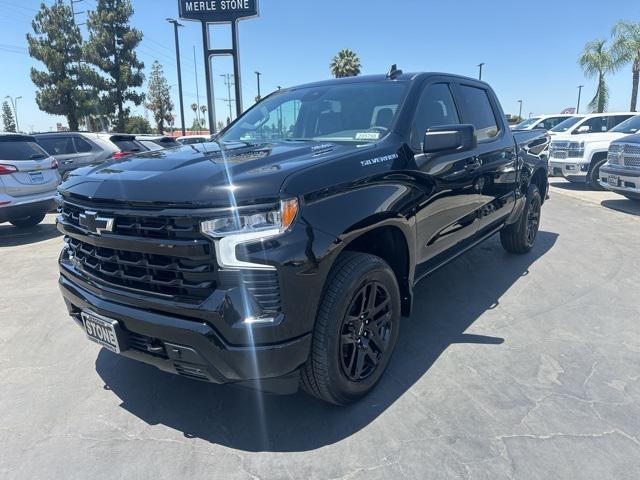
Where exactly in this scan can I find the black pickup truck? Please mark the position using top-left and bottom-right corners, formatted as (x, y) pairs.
(57, 69), (549, 405)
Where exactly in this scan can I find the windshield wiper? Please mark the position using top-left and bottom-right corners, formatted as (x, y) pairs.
(284, 138), (316, 142)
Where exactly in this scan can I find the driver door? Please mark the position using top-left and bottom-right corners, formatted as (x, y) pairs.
(409, 82), (482, 278)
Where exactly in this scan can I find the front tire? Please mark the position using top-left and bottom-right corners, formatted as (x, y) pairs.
(301, 252), (401, 405)
(9, 212), (46, 229)
(588, 159), (607, 191)
(500, 184), (541, 254)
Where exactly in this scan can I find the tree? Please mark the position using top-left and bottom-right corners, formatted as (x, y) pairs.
(145, 61), (174, 134)
(330, 49), (362, 78)
(578, 40), (622, 113)
(200, 105), (207, 128)
(217, 120), (226, 132)
(124, 115), (151, 134)
(2, 101), (16, 132)
(85, 0), (145, 131)
(26, 0), (92, 131)
(612, 21), (640, 112)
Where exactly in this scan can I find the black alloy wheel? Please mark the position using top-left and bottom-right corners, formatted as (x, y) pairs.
(340, 281), (393, 382)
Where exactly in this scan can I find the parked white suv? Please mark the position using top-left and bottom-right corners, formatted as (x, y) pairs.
(548, 112), (636, 188)
(0, 133), (61, 228)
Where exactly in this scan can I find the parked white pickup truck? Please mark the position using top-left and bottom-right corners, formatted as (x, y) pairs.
(512, 114), (577, 131)
(548, 113), (637, 188)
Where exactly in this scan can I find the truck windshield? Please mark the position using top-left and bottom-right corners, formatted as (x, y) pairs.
(611, 115), (640, 134)
(550, 116), (584, 132)
(513, 118), (541, 129)
(219, 82), (409, 144)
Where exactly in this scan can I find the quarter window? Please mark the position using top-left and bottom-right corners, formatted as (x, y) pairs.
(74, 137), (93, 153)
(457, 85), (500, 141)
(411, 83), (460, 150)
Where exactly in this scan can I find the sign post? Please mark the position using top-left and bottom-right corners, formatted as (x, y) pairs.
(178, 0), (259, 134)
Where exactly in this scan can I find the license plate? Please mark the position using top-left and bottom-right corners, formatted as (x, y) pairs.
(29, 171), (45, 184)
(608, 175), (619, 187)
(81, 312), (121, 353)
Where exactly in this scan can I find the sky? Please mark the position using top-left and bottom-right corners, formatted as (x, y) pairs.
(1, 0), (639, 132)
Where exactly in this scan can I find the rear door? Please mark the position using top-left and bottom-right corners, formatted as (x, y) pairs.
(36, 135), (80, 173)
(72, 136), (100, 167)
(0, 136), (59, 197)
(451, 83), (518, 236)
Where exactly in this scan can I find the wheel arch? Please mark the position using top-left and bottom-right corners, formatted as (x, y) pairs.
(339, 223), (414, 317)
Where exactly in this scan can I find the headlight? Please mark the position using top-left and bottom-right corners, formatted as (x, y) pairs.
(200, 198), (299, 239)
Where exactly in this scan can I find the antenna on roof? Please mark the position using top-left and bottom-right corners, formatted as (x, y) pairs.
(386, 64), (403, 80)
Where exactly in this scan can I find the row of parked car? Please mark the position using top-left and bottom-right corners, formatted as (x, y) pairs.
(514, 111), (640, 200)
(0, 131), (211, 228)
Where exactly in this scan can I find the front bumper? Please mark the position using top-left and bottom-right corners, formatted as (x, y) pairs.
(59, 273), (312, 386)
(549, 159), (589, 182)
(0, 191), (56, 223)
(599, 165), (640, 198)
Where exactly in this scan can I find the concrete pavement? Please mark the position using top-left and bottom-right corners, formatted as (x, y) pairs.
(1, 187), (639, 479)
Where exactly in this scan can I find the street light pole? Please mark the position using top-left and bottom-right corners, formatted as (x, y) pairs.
(167, 18), (186, 136)
(577, 85), (584, 114)
(478, 62), (485, 81)
(518, 100), (523, 120)
(255, 71), (262, 101)
(220, 74), (234, 122)
(5, 96), (21, 132)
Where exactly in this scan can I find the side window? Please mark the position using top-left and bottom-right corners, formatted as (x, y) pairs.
(540, 117), (565, 130)
(74, 137), (93, 153)
(457, 85), (500, 141)
(579, 116), (607, 133)
(609, 115), (632, 129)
(411, 83), (460, 150)
(37, 137), (75, 156)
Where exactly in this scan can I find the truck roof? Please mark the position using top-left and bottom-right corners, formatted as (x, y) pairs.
(286, 72), (488, 91)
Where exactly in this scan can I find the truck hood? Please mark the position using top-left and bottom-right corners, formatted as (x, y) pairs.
(59, 141), (358, 207)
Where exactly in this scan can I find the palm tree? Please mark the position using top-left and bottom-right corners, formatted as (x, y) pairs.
(578, 40), (622, 113)
(330, 49), (362, 78)
(612, 21), (640, 112)
(200, 105), (207, 128)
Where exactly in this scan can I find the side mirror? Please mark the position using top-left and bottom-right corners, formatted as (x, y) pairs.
(423, 124), (477, 154)
(575, 125), (590, 134)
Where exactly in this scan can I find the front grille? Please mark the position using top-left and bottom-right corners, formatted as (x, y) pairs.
(61, 201), (201, 240)
(59, 197), (283, 313)
(620, 143), (640, 169)
(66, 237), (217, 301)
(608, 144), (623, 165)
(551, 149), (568, 159)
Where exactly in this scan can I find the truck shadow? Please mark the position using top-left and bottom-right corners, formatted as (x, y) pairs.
(600, 199), (640, 217)
(0, 216), (61, 247)
(95, 230), (558, 453)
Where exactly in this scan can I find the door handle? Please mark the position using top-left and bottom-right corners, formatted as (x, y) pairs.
(62, 159), (76, 165)
(465, 158), (481, 172)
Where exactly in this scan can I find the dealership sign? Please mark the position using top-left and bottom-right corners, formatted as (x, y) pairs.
(179, 0), (258, 23)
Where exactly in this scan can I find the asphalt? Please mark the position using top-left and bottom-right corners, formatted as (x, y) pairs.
(1, 184), (640, 479)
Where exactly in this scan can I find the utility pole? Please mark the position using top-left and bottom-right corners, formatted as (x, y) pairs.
(167, 19), (186, 136)
(194, 46), (201, 118)
(577, 85), (584, 114)
(220, 74), (235, 122)
(477, 62), (485, 81)
(5, 96), (22, 132)
(70, 0), (91, 131)
(518, 100), (523, 120)
(254, 71), (262, 101)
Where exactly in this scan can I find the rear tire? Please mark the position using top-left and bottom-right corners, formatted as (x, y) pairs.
(300, 252), (401, 405)
(9, 212), (46, 229)
(588, 159), (607, 191)
(500, 184), (541, 254)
